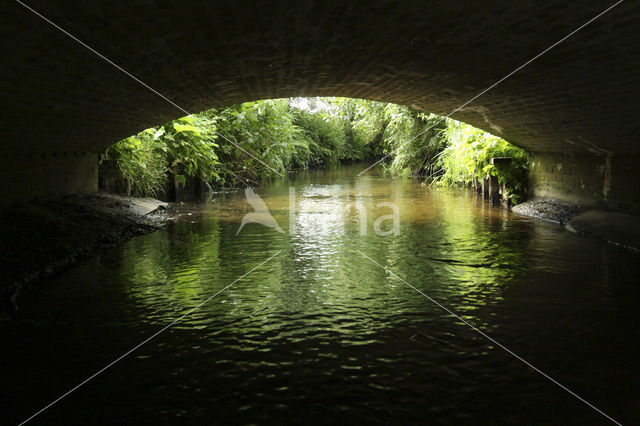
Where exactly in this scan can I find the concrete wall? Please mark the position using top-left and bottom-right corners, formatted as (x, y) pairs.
(0, 153), (98, 206)
(529, 153), (640, 213)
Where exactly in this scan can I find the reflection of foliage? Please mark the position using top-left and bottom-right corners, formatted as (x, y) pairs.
(121, 219), (223, 308)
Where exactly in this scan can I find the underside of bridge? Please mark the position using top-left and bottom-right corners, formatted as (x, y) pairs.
(1, 1), (638, 209)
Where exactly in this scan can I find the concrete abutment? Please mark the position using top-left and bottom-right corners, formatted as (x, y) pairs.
(0, 153), (98, 206)
(529, 152), (640, 214)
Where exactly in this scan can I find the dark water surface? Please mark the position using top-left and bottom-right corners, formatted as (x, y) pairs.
(3, 165), (639, 424)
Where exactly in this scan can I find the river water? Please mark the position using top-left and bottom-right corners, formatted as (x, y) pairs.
(3, 165), (639, 424)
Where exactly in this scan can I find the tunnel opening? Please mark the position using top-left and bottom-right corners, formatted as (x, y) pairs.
(1, 0), (638, 213)
(98, 97), (529, 206)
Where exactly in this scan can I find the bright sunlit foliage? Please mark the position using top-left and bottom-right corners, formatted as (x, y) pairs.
(106, 97), (527, 202)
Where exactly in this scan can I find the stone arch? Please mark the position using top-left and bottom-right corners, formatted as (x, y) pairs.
(1, 1), (638, 209)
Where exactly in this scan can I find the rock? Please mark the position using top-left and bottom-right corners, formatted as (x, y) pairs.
(512, 198), (586, 224)
(513, 197), (640, 251)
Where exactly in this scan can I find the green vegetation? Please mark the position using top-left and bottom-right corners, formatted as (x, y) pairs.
(435, 121), (529, 203)
(105, 97), (528, 203)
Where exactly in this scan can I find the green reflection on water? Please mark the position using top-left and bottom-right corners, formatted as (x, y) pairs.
(117, 164), (527, 331)
(7, 164), (639, 424)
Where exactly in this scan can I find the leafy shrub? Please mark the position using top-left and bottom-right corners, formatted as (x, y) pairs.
(105, 97), (529, 203)
(291, 108), (348, 166)
(434, 120), (528, 203)
(106, 129), (167, 196)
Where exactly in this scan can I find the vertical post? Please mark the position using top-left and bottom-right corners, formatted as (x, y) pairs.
(482, 177), (490, 199)
(489, 175), (500, 204)
(473, 177), (481, 193)
(171, 162), (179, 202)
(489, 157), (512, 205)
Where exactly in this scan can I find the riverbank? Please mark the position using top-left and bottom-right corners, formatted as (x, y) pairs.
(513, 198), (640, 252)
(0, 193), (171, 308)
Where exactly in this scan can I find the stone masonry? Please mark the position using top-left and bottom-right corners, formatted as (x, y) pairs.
(0, 1), (638, 208)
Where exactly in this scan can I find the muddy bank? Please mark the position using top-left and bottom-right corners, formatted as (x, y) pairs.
(513, 198), (640, 251)
(0, 193), (171, 307)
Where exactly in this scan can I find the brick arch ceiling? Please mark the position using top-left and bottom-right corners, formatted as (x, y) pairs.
(1, 0), (638, 156)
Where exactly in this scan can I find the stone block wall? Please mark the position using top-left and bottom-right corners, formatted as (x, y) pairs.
(0, 153), (98, 206)
(529, 152), (640, 213)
